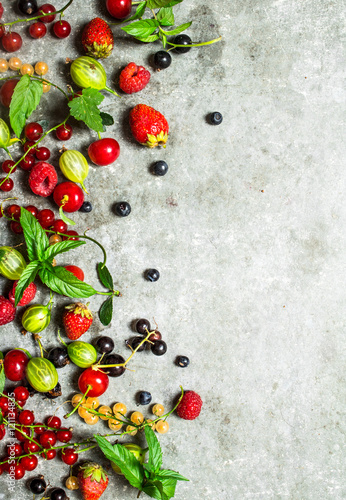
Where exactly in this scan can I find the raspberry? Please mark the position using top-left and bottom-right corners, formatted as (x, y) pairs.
(0, 296), (16, 325)
(176, 391), (203, 421)
(28, 162), (58, 197)
(119, 62), (151, 94)
(8, 281), (37, 306)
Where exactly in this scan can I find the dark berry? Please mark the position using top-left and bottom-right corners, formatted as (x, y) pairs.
(103, 354), (125, 377)
(145, 268), (160, 282)
(153, 51), (171, 69)
(129, 337), (146, 352)
(115, 201), (131, 217)
(148, 330), (162, 342)
(138, 391), (152, 405)
(48, 347), (69, 368)
(152, 160), (168, 176)
(173, 34), (192, 53)
(151, 340), (167, 356)
(18, 0), (38, 15)
(136, 318), (151, 335)
(95, 336), (114, 354)
(28, 476), (46, 494)
(79, 201), (92, 213)
(208, 112), (223, 125)
(50, 488), (68, 500)
(44, 381), (62, 399)
(176, 355), (189, 367)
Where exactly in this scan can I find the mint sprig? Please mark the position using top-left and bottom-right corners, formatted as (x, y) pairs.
(68, 88), (105, 133)
(9, 75), (43, 138)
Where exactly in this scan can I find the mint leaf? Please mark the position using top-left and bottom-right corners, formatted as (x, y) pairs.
(157, 478), (177, 499)
(9, 75), (43, 138)
(124, 1), (147, 22)
(157, 7), (174, 25)
(68, 88), (104, 133)
(152, 481), (169, 500)
(122, 19), (160, 37)
(166, 0), (183, 5)
(43, 240), (85, 261)
(20, 207), (49, 261)
(95, 436), (144, 489)
(142, 483), (162, 500)
(100, 112), (114, 128)
(135, 34), (160, 42)
(156, 469), (189, 482)
(14, 260), (40, 306)
(145, 426), (162, 472)
(161, 21), (191, 36)
(39, 265), (96, 298)
(147, 0), (172, 8)
(97, 263), (113, 289)
(99, 297), (113, 326)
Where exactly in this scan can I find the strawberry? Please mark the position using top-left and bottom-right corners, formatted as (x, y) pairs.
(129, 104), (169, 148)
(63, 302), (93, 340)
(78, 462), (109, 500)
(176, 390), (203, 420)
(0, 296), (16, 325)
(8, 281), (37, 306)
(119, 62), (151, 94)
(82, 18), (114, 59)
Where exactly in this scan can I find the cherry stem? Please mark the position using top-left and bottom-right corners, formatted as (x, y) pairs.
(64, 386), (91, 419)
(2, 0), (74, 27)
(96, 330), (152, 369)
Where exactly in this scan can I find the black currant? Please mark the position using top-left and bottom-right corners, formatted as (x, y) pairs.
(95, 336), (114, 354)
(50, 488), (68, 500)
(208, 112), (223, 125)
(28, 476), (46, 494)
(148, 330), (162, 342)
(44, 382), (62, 399)
(18, 0), (38, 15)
(115, 201), (131, 217)
(152, 160), (168, 176)
(176, 355), (190, 367)
(173, 34), (192, 53)
(153, 51), (172, 69)
(103, 354), (125, 377)
(145, 268), (160, 282)
(79, 201), (93, 213)
(136, 318), (151, 335)
(48, 347), (69, 368)
(138, 391), (152, 405)
(151, 340), (167, 356)
(129, 337), (146, 352)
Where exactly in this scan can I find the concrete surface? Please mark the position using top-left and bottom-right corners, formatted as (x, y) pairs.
(1, 0), (346, 499)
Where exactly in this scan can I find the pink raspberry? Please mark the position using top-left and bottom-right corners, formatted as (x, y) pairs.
(119, 62), (151, 94)
(28, 162), (58, 197)
(0, 296), (16, 325)
(8, 281), (37, 306)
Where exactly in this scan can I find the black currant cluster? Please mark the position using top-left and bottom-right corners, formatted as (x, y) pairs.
(153, 34), (192, 70)
(128, 318), (167, 356)
(28, 476), (68, 500)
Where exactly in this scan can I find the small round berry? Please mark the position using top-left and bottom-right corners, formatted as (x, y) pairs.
(98, 405), (112, 420)
(23, 140), (37, 152)
(176, 355), (190, 367)
(25, 205), (38, 217)
(79, 201), (92, 213)
(42, 80), (51, 93)
(45, 415), (61, 429)
(38, 3), (56, 23)
(35, 61), (48, 75)
(0, 177), (14, 191)
(103, 353), (125, 377)
(138, 391), (152, 405)
(145, 268), (160, 282)
(14, 463), (25, 479)
(152, 160), (168, 176)
(71, 393), (84, 407)
(131, 411), (144, 425)
(18, 0), (38, 15)
(2, 160), (16, 174)
(20, 454), (38, 471)
(18, 409), (35, 425)
(8, 57), (22, 70)
(2, 32), (23, 53)
(49, 234), (62, 245)
(37, 208), (55, 228)
(148, 330), (162, 342)
(64, 265), (84, 281)
(7, 442), (22, 456)
(173, 34), (192, 53)
(152, 404), (165, 416)
(34, 423), (45, 435)
(25, 122), (43, 141)
(115, 201), (131, 217)
(108, 419), (122, 431)
(84, 413), (99, 425)
(35, 146), (50, 161)
(146, 419), (156, 430)
(0, 58), (8, 72)
(126, 425), (137, 436)
(208, 112), (223, 125)
(136, 318), (151, 335)
(10, 221), (23, 234)
(14, 386), (29, 401)
(24, 440), (40, 453)
(62, 230), (79, 241)
(7, 203), (21, 219)
(42, 449), (57, 460)
(56, 428), (72, 443)
(47, 345), (68, 368)
(86, 397), (100, 409)
(78, 406), (90, 419)
(151, 340), (167, 356)
(61, 448), (78, 465)
(113, 402), (127, 417)
(39, 430), (57, 447)
(50, 219), (67, 233)
(156, 420), (169, 434)
(29, 21), (47, 39)
(28, 476), (47, 494)
(19, 153), (35, 171)
(95, 336), (114, 354)
(53, 20), (71, 38)
(153, 51), (172, 69)
(55, 123), (73, 141)
(49, 487), (68, 500)
(129, 337), (146, 352)
(20, 63), (34, 76)
(65, 476), (79, 490)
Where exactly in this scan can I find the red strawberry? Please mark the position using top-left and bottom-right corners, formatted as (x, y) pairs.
(63, 302), (93, 340)
(82, 18), (114, 59)
(119, 62), (151, 94)
(176, 390), (203, 420)
(8, 281), (37, 306)
(0, 296), (16, 325)
(28, 162), (58, 197)
(78, 461), (109, 500)
(129, 104), (169, 148)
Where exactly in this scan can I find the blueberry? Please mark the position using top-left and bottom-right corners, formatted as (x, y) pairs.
(176, 355), (190, 367)
(153, 160), (168, 176)
(146, 268), (160, 282)
(151, 340), (167, 356)
(173, 34), (192, 53)
(153, 51), (172, 69)
(138, 391), (152, 405)
(79, 201), (92, 213)
(115, 201), (131, 217)
(208, 112), (223, 125)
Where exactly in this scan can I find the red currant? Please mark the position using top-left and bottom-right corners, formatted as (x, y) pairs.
(78, 367), (109, 397)
(14, 463), (25, 480)
(23, 440), (41, 453)
(38, 3), (56, 22)
(0, 397), (9, 414)
(41, 448), (56, 460)
(2, 160), (16, 174)
(16, 399), (26, 408)
(62, 230), (79, 241)
(45, 415), (61, 429)
(61, 448), (78, 465)
(6, 443), (22, 457)
(18, 410), (35, 425)
(64, 265), (84, 281)
(53, 20), (71, 38)
(25, 122), (43, 141)
(106, 0), (132, 19)
(14, 386), (29, 402)
(34, 423), (45, 435)
(25, 205), (38, 218)
(29, 21), (47, 39)
(37, 209), (55, 228)
(68, 90), (82, 101)
(10, 221), (23, 234)
(0, 24), (5, 38)
(15, 426), (31, 442)
(20, 454), (38, 471)
(23, 140), (37, 153)
(88, 138), (120, 166)
(6, 204), (21, 220)
(19, 153), (35, 171)
(2, 32), (23, 52)
(0, 177), (14, 191)
(4, 350), (29, 381)
(39, 430), (57, 447)
(35, 146), (50, 161)
(0, 79), (18, 107)
(50, 219), (67, 233)
(55, 123), (73, 141)
(56, 428), (72, 443)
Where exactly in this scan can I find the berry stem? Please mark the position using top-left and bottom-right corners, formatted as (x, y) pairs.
(31, 76), (69, 99)
(165, 35), (222, 49)
(2, 0), (74, 27)
(104, 86), (120, 98)
(96, 330), (152, 369)
(64, 385), (91, 419)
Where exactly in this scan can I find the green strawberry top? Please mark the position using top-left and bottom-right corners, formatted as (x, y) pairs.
(79, 462), (108, 483)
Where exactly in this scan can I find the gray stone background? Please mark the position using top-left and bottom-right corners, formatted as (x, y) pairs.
(1, 0), (346, 499)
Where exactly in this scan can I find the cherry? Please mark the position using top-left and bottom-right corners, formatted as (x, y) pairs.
(53, 182), (84, 212)
(15, 425), (31, 441)
(23, 440), (40, 453)
(14, 463), (25, 480)
(88, 138), (120, 166)
(38, 3), (56, 23)
(55, 123), (73, 141)
(64, 265), (84, 281)
(18, 410), (35, 425)
(6, 443), (22, 457)
(53, 20), (71, 38)
(106, 0), (132, 19)
(37, 209), (55, 228)
(0, 178), (14, 191)
(61, 448), (78, 465)
(56, 428), (72, 443)
(25, 205), (38, 218)
(78, 367), (109, 397)
(2, 160), (16, 174)
(62, 230), (79, 241)
(7, 204), (21, 220)
(35, 146), (50, 161)
(19, 153), (35, 171)
(41, 448), (56, 460)
(25, 122), (43, 141)
(2, 32), (23, 52)
(29, 21), (47, 38)
(45, 415), (61, 429)
(39, 430), (57, 447)
(50, 219), (67, 233)
(4, 350), (29, 381)
(20, 454), (38, 471)
(0, 79), (18, 107)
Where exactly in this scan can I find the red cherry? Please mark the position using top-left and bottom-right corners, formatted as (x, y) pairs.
(38, 3), (56, 23)
(14, 386), (29, 402)
(23, 440), (40, 453)
(34, 423), (45, 435)
(78, 367), (109, 397)
(61, 447), (78, 465)
(6, 204), (21, 220)
(25, 205), (38, 218)
(45, 415), (61, 429)
(14, 463), (25, 480)
(6, 443), (22, 457)
(4, 350), (29, 381)
(64, 265), (84, 281)
(88, 138), (120, 166)
(53, 182), (84, 212)
(106, 0), (132, 19)
(0, 178), (14, 191)
(19, 153), (36, 171)
(56, 428), (72, 443)
(37, 209), (55, 228)
(35, 146), (50, 161)
(10, 221), (23, 234)
(0, 79), (18, 107)
(41, 448), (56, 460)
(15, 426), (31, 442)
(62, 230), (79, 241)
(2, 32), (22, 52)
(39, 430), (56, 447)
(20, 454), (38, 471)
(50, 219), (67, 233)
(25, 122), (43, 141)
(2, 160), (16, 174)
(53, 19), (71, 38)
(55, 123), (73, 141)
(18, 410), (35, 426)
(29, 21), (47, 39)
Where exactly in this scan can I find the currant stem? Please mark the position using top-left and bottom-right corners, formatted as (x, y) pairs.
(31, 76), (69, 99)
(96, 329), (152, 370)
(165, 35), (222, 48)
(64, 385), (91, 419)
(2, 0), (74, 27)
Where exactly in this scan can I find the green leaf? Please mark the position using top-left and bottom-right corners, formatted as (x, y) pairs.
(59, 205), (76, 226)
(39, 265), (96, 298)
(142, 483), (162, 500)
(122, 19), (160, 38)
(145, 426), (163, 472)
(161, 21), (191, 36)
(95, 436), (144, 489)
(157, 7), (174, 26)
(165, 0), (183, 6)
(68, 88), (104, 133)
(152, 481), (169, 500)
(43, 240), (85, 261)
(135, 34), (160, 42)
(147, 0), (173, 8)
(9, 75), (43, 138)
(20, 207), (49, 261)
(14, 260), (40, 307)
(123, 1), (147, 22)
(157, 478), (177, 499)
(100, 112), (114, 128)
(0, 366), (5, 394)
(97, 263), (114, 289)
(156, 469), (189, 482)
(99, 297), (113, 326)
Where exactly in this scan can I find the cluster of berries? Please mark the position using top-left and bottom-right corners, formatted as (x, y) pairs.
(0, 57), (48, 79)
(128, 318), (168, 356)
